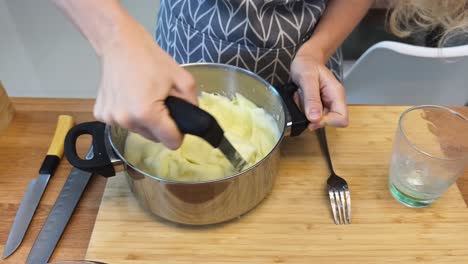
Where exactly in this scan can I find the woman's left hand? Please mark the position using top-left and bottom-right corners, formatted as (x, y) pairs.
(290, 49), (348, 131)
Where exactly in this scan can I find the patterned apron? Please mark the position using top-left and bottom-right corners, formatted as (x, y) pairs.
(155, 0), (343, 88)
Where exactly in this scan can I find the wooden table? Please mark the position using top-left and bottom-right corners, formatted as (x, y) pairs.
(0, 98), (105, 263)
(0, 98), (467, 263)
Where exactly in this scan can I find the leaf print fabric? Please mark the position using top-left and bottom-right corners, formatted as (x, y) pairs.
(156, 0), (342, 87)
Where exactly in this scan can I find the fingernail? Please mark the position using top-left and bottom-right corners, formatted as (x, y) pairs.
(307, 109), (322, 120)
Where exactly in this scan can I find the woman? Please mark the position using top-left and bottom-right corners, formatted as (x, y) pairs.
(51, 0), (467, 149)
(51, 0), (372, 149)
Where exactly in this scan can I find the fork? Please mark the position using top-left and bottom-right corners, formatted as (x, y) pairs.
(317, 127), (351, 225)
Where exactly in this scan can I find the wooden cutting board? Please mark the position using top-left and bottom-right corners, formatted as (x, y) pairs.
(85, 106), (468, 263)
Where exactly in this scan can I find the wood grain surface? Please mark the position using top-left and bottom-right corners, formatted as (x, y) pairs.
(0, 99), (466, 264)
(86, 106), (468, 264)
(0, 98), (107, 263)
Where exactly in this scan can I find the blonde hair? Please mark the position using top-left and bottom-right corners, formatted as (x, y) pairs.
(389, 0), (468, 46)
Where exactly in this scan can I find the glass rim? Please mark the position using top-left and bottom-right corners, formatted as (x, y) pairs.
(398, 105), (468, 161)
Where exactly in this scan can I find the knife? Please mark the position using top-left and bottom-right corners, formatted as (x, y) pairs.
(165, 96), (248, 171)
(2, 115), (74, 259)
(26, 149), (94, 264)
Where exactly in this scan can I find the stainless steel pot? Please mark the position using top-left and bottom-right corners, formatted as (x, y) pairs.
(64, 63), (309, 225)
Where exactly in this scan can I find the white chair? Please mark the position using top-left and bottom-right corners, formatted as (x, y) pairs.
(344, 41), (468, 106)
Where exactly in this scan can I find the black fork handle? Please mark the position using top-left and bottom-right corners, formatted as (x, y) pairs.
(317, 127), (334, 173)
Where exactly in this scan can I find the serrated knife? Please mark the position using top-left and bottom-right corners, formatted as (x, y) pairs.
(26, 148), (94, 264)
(2, 115), (74, 259)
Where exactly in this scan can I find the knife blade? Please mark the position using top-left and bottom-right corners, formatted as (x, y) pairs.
(2, 115), (74, 259)
(26, 149), (94, 264)
(218, 136), (248, 172)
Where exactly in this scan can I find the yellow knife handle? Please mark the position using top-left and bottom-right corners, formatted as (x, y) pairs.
(39, 115), (74, 175)
(47, 115), (74, 157)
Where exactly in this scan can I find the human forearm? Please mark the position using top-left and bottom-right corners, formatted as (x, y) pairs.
(290, 1), (372, 128)
(51, 0), (135, 56)
(51, 0), (198, 149)
(299, 0), (373, 63)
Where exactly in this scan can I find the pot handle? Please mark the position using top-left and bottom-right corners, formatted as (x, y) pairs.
(64, 121), (116, 177)
(278, 83), (309, 136)
(165, 96), (225, 148)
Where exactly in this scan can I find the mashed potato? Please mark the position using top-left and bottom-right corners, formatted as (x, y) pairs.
(124, 92), (281, 182)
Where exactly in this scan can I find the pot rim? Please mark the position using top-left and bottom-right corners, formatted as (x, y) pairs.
(107, 62), (287, 185)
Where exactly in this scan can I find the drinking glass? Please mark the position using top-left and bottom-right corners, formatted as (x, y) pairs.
(389, 105), (468, 207)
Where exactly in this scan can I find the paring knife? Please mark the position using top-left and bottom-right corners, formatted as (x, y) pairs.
(2, 115), (74, 259)
(165, 96), (248, 172)
(26, 149), (94, 264)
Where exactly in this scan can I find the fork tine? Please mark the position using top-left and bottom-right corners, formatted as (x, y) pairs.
(328, 189), (339, 224)
(335, 190), (345, 224)
(338, 190), (347, 224)
(345, 188), (351, 224)
(334, 190), (343, 225)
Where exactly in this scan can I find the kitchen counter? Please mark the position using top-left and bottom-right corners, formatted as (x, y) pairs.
(0, 98), (467, 263)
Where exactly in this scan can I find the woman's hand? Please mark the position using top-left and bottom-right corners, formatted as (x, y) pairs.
(290, 48), (348, 131)
(51, 1), (198, 149)
(289, 0), (372, 131)
(94, 17), (198, 150)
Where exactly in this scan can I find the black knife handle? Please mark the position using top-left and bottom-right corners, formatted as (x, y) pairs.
(165, 96), (224, 148)
(39, 155), (60, 175)
(64, 97), (227, 177)
(39, 115), (74, 175)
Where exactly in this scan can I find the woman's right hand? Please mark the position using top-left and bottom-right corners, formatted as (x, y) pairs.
(94, 16), (198, 150)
